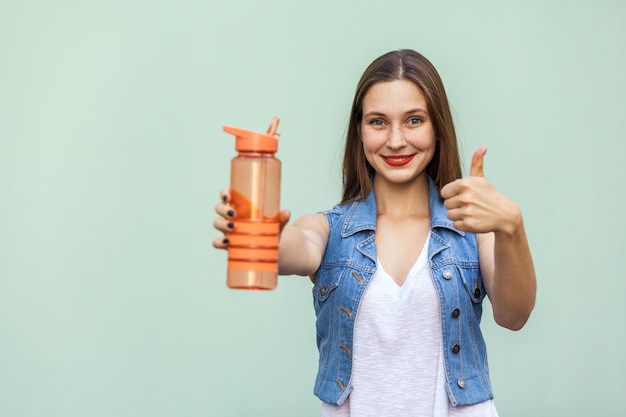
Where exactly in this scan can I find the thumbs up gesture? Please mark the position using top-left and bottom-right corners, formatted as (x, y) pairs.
(440, 147), (521, 235)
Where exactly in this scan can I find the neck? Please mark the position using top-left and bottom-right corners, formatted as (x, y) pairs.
(373, 175), (430, 219)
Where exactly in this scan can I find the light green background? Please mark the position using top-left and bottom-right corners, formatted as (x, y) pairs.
(1, 1), (625, 416)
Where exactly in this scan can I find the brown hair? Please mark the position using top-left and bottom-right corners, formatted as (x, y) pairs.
(341, 49), (462, 204)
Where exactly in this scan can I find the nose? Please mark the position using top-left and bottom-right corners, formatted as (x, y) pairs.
(387, 125), (406, 149)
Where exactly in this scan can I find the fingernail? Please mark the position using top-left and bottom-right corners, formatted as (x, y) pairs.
(227, 209), (235, 217)
(222, 195), (228, 202)
(222, 237), (229, 244)
(227, 222), (235, 229)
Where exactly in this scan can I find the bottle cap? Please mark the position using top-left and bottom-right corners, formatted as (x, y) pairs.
(223, 117), (280, 152)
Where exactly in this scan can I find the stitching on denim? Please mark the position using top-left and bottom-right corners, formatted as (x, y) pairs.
(339, 344), (351, 355)
(340, 307), (353, 317)
(351, 272), (364, 283)
(319, 260), (376, 274)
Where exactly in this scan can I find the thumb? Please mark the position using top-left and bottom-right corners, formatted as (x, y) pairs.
(278, 209), (291, 232)
(469, 146), (487, 177)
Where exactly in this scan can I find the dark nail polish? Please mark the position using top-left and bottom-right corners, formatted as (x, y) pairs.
(222, 195), (228, 202)
(227, 209), (235, 217)
(222, 237), (229, 244)
(227, 222), (235, 229)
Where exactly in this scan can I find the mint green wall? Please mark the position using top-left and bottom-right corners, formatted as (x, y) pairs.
(1, 1), (624, 416)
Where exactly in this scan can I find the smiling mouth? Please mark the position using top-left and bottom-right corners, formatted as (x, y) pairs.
(382, 154), (415, 167)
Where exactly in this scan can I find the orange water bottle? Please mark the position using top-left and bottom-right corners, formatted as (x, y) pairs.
(223, 118), (282, 290)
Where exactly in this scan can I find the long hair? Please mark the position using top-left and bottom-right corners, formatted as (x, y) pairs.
(341, 49), (462, 204)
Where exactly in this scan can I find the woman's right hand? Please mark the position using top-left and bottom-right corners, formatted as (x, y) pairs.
(211, 188), (292, 250)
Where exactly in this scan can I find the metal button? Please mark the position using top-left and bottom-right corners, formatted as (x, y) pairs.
(452, 308), (460, 318)
(443, 269), (453, 279)
(451, 344), (461, 354)
(457, 378), (466, 389)
(320, 284), (328, 296)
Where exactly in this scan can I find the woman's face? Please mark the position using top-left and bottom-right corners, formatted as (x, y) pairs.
(360, 79), (436, 187)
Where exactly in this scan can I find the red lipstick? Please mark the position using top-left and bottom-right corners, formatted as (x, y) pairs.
(382, 154), (415, 167)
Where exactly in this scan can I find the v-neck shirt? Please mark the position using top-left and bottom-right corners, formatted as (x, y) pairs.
(321, 234), (499, 417)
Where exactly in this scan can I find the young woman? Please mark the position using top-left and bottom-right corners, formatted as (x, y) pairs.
(213, 49), (536, 416)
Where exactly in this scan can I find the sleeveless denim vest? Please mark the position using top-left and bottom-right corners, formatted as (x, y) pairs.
(312, 177), (494, 406)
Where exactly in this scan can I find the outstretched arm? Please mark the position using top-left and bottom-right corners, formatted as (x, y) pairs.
(441, 147), (537, 330)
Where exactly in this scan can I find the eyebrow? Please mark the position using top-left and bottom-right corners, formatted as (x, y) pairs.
(363, 108), (429, 118)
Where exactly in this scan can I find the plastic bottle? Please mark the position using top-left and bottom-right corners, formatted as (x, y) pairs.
(223, 118), (282, 290)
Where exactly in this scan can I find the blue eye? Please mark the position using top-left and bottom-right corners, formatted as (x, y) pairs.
(409, 117), (422, 125)
(370, 119), (384, 126)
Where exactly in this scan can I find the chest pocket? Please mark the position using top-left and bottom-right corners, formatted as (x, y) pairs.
(449, 262), (486, 321)
(312, 268), (343, 313)
(455, 263), (485, 304)
(312, 268), (345, 347)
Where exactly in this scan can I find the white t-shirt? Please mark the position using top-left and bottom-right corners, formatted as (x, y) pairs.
(321, 235), (498, 417)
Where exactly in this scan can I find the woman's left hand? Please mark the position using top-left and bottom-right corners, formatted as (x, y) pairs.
(442, 146), (536, 330)
(440, 146), (521, 236)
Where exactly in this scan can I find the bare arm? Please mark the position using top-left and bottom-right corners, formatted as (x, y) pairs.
(477, 213), (536, 330)
(441, 147), (537, 330)
(278, 213), (329, 277)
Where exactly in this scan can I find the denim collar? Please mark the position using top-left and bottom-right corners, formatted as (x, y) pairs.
(341, 176), (462, 237)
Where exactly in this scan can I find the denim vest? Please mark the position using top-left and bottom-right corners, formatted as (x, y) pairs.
(312, 177), (494, 406)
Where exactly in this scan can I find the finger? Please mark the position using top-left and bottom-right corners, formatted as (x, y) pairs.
(445, 208), (471, 232)
(443, 195), (462, 210)
(440, 179), (460, 200)
(451, 219), (470, 233)
(212, 236), (230, 250)
(213, 217), (236, 233)
(469, 146), (487, 177)
(278, 209), (291, 232)
(445, 206), (464, 222)
(219, 188), (231, 203)
(214, 201), (236, 219)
